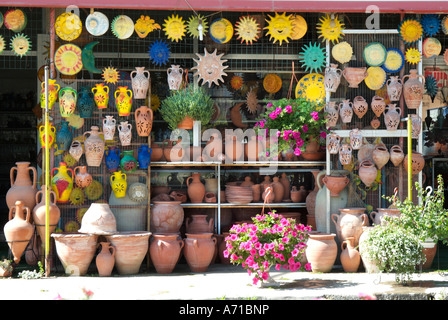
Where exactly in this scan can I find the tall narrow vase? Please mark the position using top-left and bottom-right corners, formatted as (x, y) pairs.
(6, 161), (37, 210)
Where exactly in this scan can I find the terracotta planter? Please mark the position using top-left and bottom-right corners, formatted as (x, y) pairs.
(342, 67), (368, 88)
(183, 233), (217, 272)
(105, 231), (152, 275)
(322, 175), (349, 197)
(187, 172), (205, 203)
(96, 242), (116, 277)
(78, 203), (117, 235)
(290, 186), (306, 203)
(340, 237), (360, 273)
(52, 232), (99, 276)
(186, 214), (214, 234)
(6, 161), (37, 210)
(305, 233), (337, 273)
(390, 145), (404, 167)
(178, 116), (194, 129)
(150, 143), (163, 162)
(422, 240), (437, 270)
(149, 233), (184, 273)
(358, 226), (380, 273)
(403, 151), (425, 176)
(150, 201), (184, 233)
(369, 208), (401, 226)
(331, 208), (368, 247)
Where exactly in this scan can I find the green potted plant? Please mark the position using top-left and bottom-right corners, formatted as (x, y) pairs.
(0, 259), (13, 277)
(159, 87), (215, 131)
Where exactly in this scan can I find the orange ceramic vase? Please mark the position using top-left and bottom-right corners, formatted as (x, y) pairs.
(183, 233), (217, 272)
(149, 233), (184, 274)
(340, 237), (360, 273)
(305, 233), (337, 273)
(96, 242), (116, 277)
(6, 161), (37, 210)
(187, 173), (205, 203)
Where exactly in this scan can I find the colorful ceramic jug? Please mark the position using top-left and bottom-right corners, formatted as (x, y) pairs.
(83, 126), (105, 167)
(58, 87), (77, 117)
(56, 120), (73, 152)
(324, 63), (342, 93)
(327, 133), (341, 154)
(40, 79), (60, 110)
(339, 99), (353, 123)
(131, 67), (150, 99)
(138, 145), (152, 169)
(39, 123), (56, 149)
(371, 95), (386, 117)
(134, 106), (154, 137)
(78, 87), (95, 118)
(102, 115), (116, 141)
(111, 171), (127, 198)
(349, 128), (362, 150)
(386, 76), (402, 102)
(167, 65), (184, 90)
(120, 150), (137, 174)
(51, 162), (75, 203)
(118, 121), (132, 146)
(74, 166), (93, 188)
(115, 86), (133, 116)
(105, 146), (121, 172)
(403, 69), (425, 109)
(325, 101), (339, 127)
(353, 96), (368, 119)
(339, 144), (353, 165)
(383, 104), (401, 131)
(91, 83), (110, 109)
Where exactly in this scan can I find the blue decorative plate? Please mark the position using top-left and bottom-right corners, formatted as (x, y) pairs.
(86, 11), (109, 36)
(382, 48), (405, 73)
(209, 18), (233, 44)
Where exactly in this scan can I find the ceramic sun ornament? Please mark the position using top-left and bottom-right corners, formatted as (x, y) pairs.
(191, 48), (228, 88)
(187, 14), (209, 39)
(425, 75), (438, 100)
(163, 14), (186, 42)
(398, 18), (423, 44)
(0, 35), (5, 55)
(55, 12), (82, 41)
(148, 40), (171, 66)
(263, 74), (282, 94)
(317, 13), (345, 44)
(442, 16), (448, 34)
(111, 15), (134, 39)
(421, 14), (441, 37)
(332, 41), (353, 64)
(134, 15), (161, 38)
(54, 44), (83, 75)
(230, 75), (244, 90)
(246, 89), (258, 114)
(382, 48), (405, 73)
(290, 14), (307, 40)
(150, 94), (161, 112)
(4, 9), (27, 32)
(264, 12), (294, 46)
(102, 67), (120, 84)
(209, 18), (234, 44)
(405, 47), (422, 65)
(235, 16), (260, 45)
(299, 42), (326, 73)
(10, 33), (31, 58)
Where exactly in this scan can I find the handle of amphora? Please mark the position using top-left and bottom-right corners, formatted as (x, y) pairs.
(331, 213), (339, 228)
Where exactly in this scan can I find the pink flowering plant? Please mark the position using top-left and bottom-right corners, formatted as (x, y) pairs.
(224, 211), (312, 285)
(254, 98), (329, 157)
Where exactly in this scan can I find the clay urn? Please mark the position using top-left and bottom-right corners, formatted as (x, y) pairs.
(390, 145), (404, 167)
(183, 233), (217, 272)
(151, 201), (184, 233)
(372, 144), (390, 170)
(340, 237), (361, 273)
(96, 242), (116, 277)
(403, 151), (425, 176)
(187, 172), (205, 203)
(353, 96), (368, 119)
(305, 233), (338, 273)
(331, 208), (368, 246)
(280, 173), (290, 200)
(6, 161), (37, 211)
(359, 160), (377, 187)
(402, 69), (425, 109)
(78, 203), (117, 235)
(290, 186), (306, 203)
(271, 176), (285, 202)
(186, 214), (214, 234)
(371, 95), (386, 117)
(149, 233), (184, 274)
(322, 175), (349, 197)
(150, 142), (163, 162)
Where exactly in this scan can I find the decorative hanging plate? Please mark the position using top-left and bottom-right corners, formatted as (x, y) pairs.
(264, 12), (293, 46)
(364, 66), (387, 91)
(209, 18), (233, 44)
(363, 42), (387, 67)
(263, 74), (282, 94)
(10, 33), (31, 58)
(332, 41), (353, 64)
(382, 48), (405, 73)
(235, 16), (260, 45)
(55, 12), (82, 41)
(295, 73), (325, 105)
(4, 9), (27, 32)
(442, 16), (448, 35)
(290, 14), (307, 40)
(163, 14), (186, 42)
(422, 37), (442, 58)
(54, 43), (83, 75)
(85, 11), (109, 36)
(398, 18), (423, 44)
(111, 15), (134, 39)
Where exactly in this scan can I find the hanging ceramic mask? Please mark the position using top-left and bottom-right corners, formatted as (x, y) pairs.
(382, 48), (405, 73)
(364, 67), (387, 91)
(54, 43), (83, 75)
(111, 15), (134, 39)
(295, 73), (325, 105)
(148, 40), (171, 66)
(263, 74), (282, 94)
(422, 37), (442, 58)
(235, 16), (260, 45)
(405, 47), (422, 65)
(186, 14), (208, 39)
(102, 66), (120, 84)
(264, 12), (294, 45)
(332, 41), (353, 64)
(230, 75), (244, 90)
(290, 14), (307, 40)
(363, 42), (387, 67)
(421, 14), (441, 37)
(55, 12), (82, 41)
(10, 33), (31, 58)
(299, 42), (326, 73)
(317, 14), (345, 44)
(4, 9), (27, 32)
(398, 18), (423, 44)
(134, 15), (160, 38)
(191, 48), (228, 87)
(441, 16), (448, 34)
(163, 14), (186, 42)
(209, 18), (233, 44)
(0, 35), (5, 55)
(85, 11), (109, 36)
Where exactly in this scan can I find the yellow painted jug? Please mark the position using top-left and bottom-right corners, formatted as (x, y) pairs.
(39, 123), (56, 149)
(40, 79), (60, 110)
(110, 171), (127, 198)
(114, 86), (133, 116)
(92, 83), (110, 109)
(51, 162), (75, 203)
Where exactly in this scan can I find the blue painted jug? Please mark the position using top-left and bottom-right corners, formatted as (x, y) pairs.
(56, 120), (73, 152)
(138, 145), (152, 169)
(105, 146), (120, 173)
(78, 87), (95, 118)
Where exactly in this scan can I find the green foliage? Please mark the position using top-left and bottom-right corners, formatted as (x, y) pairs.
(159, 87), (215, 131)
(0, 259), (13, 273)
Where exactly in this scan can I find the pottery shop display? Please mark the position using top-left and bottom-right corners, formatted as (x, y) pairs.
(383, 104), (401, 131)
(74, 166), (93, 189)
(115, 86), (133, 116)
(340, 237), (360, 273)
(52, 233), (99, 275)
(79, 203), (117, 235)
(390, 145), (404, 166)
(135, 106), (154, 137)
(59, 87), (77, 117)
(322, 175), (349, 197)
(167, 65), (184, 90)
(105, 231), (152, 275)
(4, 201), (34, 264)
(371, 96), (386, 118)
(32, 186), (60, 249)
(6, 161), (37, 210)
(372, 144), (390, 170)
(187, 172), (205, 203)
(403, 151), (425, 176)
(325, 101), (339, 127)
(331, 208), (368, 246)
(92, 83), (110, 109)
(186, 214), (214, 234)
(305, 233), (338, 273)
(151, 201), (184, 233)
(324, 63), (342, 92)
(353, 96), (368, 119)
(150, 233), (184, 274)
(327, 133), (341, 154)
(96, 242), (116, 277)
(339, 99), (353, 123)
(358, 160), (377, 187)
(386, 76), (403, 102)
(102, 115), (116, 141)
(338, 144), (353, 166)
(131, 67), (150, 99)
(183, 233), (217, 272)
(51, 162), (74, 204)
(118, 121), (132, 147)
(349, 128), (362, 150)
(342, 67), (367, 88)
(83, 126), (105, 167)
(402, 69), (425, 109)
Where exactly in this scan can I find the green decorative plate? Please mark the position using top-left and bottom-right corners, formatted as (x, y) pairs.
(365, 67), (387, 90)
(363, 42), (387, 67)
(295, 73), (325, 105)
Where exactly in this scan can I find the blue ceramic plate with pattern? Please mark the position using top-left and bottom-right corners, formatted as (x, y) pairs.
(382, 48), (404, 73)
(295, 73), (325, 106)
(86, 11), (109, 36)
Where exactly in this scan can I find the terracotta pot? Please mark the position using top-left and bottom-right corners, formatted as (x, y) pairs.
(6, 161), (37, 210)
(372, 144), (390, 170)
(79, 203), (117, 235)
(342, 67), (368, 88)
(327, 133), (341, 154)
(403, 69), (425, 109)
(411, 114), (422, 139)
(170, 190), (188, 203)
(183, 233), (217, 272)
(353, 96), (368, 119)
(134, 105), (154, 137)
(403, 151), (425, 176)
(331, 208), (368, 247)
(205, 192), (216, 203)
(74, 166), (93, 189)
(371, 117), (381, 129)
(324, 63), (342, 92)
(186, 214), (214, 234)
(422, 241), (437, 270)
(149, 233), (184, 273)
(279, 173), (290, 200)
(322, 175), (349, 197)
(178, 116), (194, 129)
(340, 237), (361, 273)
(151, 201), (184, 233)
(290, 186), (306, 203)
(305, 171), (321, 216)
(252, 184), (261, 202)
(359, 160), (377, 187)
(305, 233), (338, 273)
(4, 201), (34, 264)
(52, 232), (99, 276)
(339, 144), (353, 165)
(271, 176), (285, 202)
(187, 172), (205, 203)
(369, 208), (401, 226)
(105, 231), (152, 275)
(150, 143), (163, 162)
(383, 104), (401, 131)
(390, 145), (404, 167)
(218, 232), (231, 264)
(386, 76), (403, 102)
(371, 95), (386, 117)
(358, 226), (380, 273)
(96, 242), (116, 277)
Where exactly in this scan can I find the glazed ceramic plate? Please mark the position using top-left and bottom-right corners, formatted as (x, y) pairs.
(382, 48), (405, 73)
(363, 42), (387, 67)
(4, 9), (27, 32)
(365, 67), (387, 90)
(55, 12), (82, 41)
(209, 18), (233, 43)
(55, 44), (83, 75)
(290, 14), (307, 40)
(85, 11), (109, 36)
(263, 74), (282, 94)
(295, 73), (325, 105)
(332, 41), (353, 64)
(111, 15), (134, 39)
(423, 37), (442, 58)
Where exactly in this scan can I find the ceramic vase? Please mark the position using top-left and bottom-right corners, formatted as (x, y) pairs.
(340, 237), (360, 273)
(291, 186), (306, 203)
(372, 144), (390, 170)
(32, 186), (60, 250)
(339, 144), (353, 166)
(403, 151), (425, 176)
(271, 176), (285, 203)
(187, 172), (205, 203)
(58, 87), (77, 117)
(102, 115), (116, 141)
(151, 201), (184, 233)
(305, 233), (338, 273)
(111, 171), (127, 198)
(131, 67), (150, 99)
(403, 69), (425, 109)
(252, 184), (261, 202)
(56, 120), (73, 152)
(40, 79), (60, 110)
(50, 162), (74, 203)
(305, 171), (321, 219)
(371, 95), (386, 117)
(138, 145), (152, 169)
(6, 162), (37, 210)
(105, 146), (120, 172)
(150, 233), (184, 274)
(78, 87), (95, 118)
(342, 67), (368, 88)
(183, 233), (217, 272)
(167, 65), (184, 90)
(150, 142), (163, 162)
(325, 101), (339, 127)
(96, 242), (116, 277)
(327, 133), (341, 154)
(4, 200), (34, 264)
(353, 96), (368, 119)
(120, 150), (137, 174)
(369, 208), (401, 226)
(69, 140), (83, 162)
(390, 145), (404, 167)
(114, 86), (133, 116)
(186, 214), (214, 234)
(411, 114), (422, 139)
(386, 76), (403, 102)
(324, 63), (342, 92)
(339, 99), (353, 123)
(83, 126), (105, 167)
(358, 160), (377, 187)
(349, 128), (362, 150)
(331, 208), (368, 247)
(118, 121), (132, 147)
(322, 175), (349, 197)
(39, 123), (56, 149)
(358, 226), (380, 273)
(280, 173), (290, 201)
(384, 104), (401, 131)
(74, 166), (93, 188)
(91, 83), (110, 109)
(134, 105), (154, 137)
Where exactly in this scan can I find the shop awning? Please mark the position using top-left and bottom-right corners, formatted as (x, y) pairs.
(3, 0), (448, 13)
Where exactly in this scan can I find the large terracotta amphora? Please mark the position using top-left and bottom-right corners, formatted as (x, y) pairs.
(96, 242), (116, 277)
(383, 104), (401, 131)
(134, 105), (154, 137)
(83, 126), (105, 167)
(6, 161), (37, 210)
(131, 67), (150, 99)
(186, 214), (214, 234)
(39, 123), (56, 149)
(183, 233), (217, 272)
(402, 69), (425, 109)
(149, 233), (184, 274)
(331, 208), (368, 247)
(305, 233), (337, 273)
(187, 172), (205, 203)
(102, 115), (116, 141)
(58, 87), (77, 117)
(32, 186), (60, 250)
(51, 162), (75, 203)
(40, 78), (60, 110)
(340, 236), (360, 272)
(115, 86), (133, 116)
(386, 76), (402, 102)
(91, 83), (110, 109)
(167, 65), (184, 90)
(324, 63), (342, 92)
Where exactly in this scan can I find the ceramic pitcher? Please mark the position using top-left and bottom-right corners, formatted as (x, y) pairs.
(167, 65), (184, 90)
(39, 123), (56, 149)
(327, 133), (341, 154)
(40, 79), (60, 110)
(349, 128), (362, 150)
(78, 87), (95, 118)
(6, 161), (37, 210)
(74, 166), (93, 188)
(102, 115), (116, 141)
(383, 104), (401, 131)
(92, 83), (110, 109)
(134, 105), (154, 137)
(58, 87), (77, 117)
(403, 69), (425, 109)
(105, 146), (121, 172)
(51, 162), (74, 203)
(56, 120), (73, 152)
(187, 172), (205, 203)
(353, 96), (368, 119)
(118, 121), (132, 146)
(339, 99), (353, 123)
(111, 171), (127, 198)
(324, 64), (342, 93)
(83, 126), (105, 167)
(386, 76), (403, 102)
(137, 145), (152, 169)
(131, 67), (150, 99)
(115, 86), (133, 116)
(325, 101), (339, 127)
